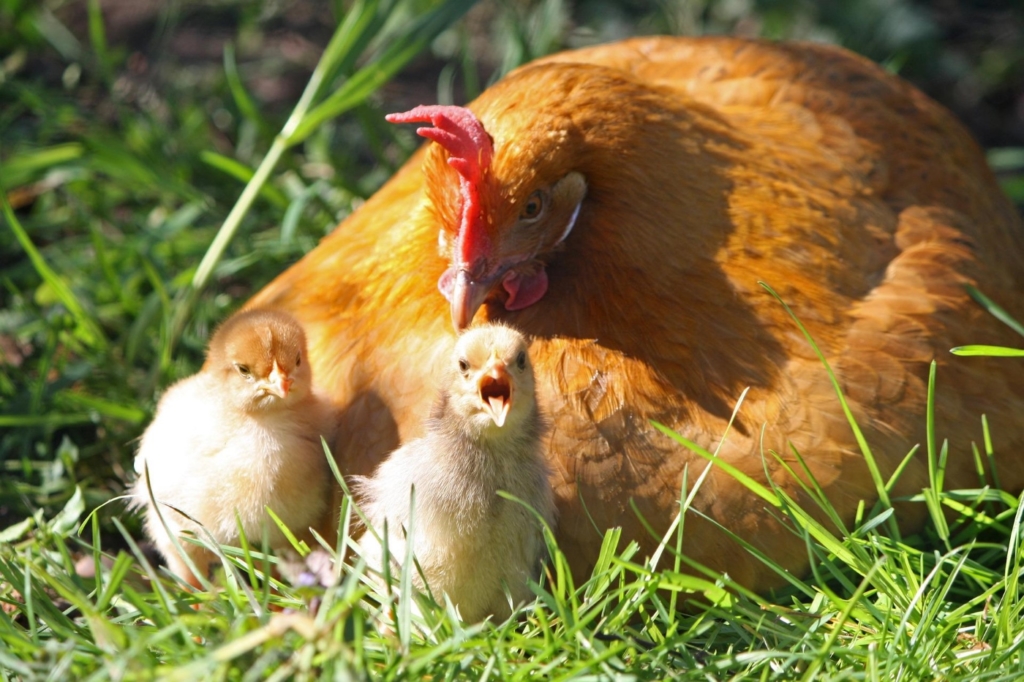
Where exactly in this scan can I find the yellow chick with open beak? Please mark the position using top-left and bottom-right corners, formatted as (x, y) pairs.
(355, 323), (555, 622)
(132, 309), (335, 587)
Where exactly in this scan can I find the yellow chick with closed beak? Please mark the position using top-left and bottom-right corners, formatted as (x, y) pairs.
(132, 309), (335, 587)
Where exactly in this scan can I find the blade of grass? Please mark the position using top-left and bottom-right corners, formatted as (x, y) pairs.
(54, 391), (147, 424)
(800, 560), (882, 682)
(760, 282), (897, 535)
(950, 345), (1024, 357)
(222, 42), (272, 136)
(140, 461), (215, 593)
(964, 285), (1024, 337)
(2, 193), (105, 349)
(0, 143), (84, 190)
(650, 421), (780, 508)
(199, 152), (290, 208)
(289, 0), (478, 144)
(398, 486), (415, 651)
(86, 0), (111, 82)
(0, 414), (95, 427)
(265, 506), (310, 557)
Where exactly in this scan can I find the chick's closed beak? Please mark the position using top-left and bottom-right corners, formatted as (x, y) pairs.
(479, 360), (513, 427)
(266, 360), (293, 399)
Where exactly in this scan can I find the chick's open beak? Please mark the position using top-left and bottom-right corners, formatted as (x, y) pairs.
(266, 360), (293, 399)
(478, 360), (514, 427)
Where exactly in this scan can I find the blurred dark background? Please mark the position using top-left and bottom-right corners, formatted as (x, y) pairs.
(6, 1), (1024, 145)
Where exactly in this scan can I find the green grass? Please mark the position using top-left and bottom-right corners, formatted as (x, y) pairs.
(2, 372), (1022, 679)
(2, 0), (1024, 679)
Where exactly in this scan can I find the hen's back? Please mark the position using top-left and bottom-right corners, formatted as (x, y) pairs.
(536, 37), (1024, 274)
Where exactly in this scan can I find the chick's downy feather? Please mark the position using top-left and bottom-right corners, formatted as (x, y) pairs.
(133, 309), (335, 586)
(356, 324), (554, 622)
(250, 37), (1024, 592)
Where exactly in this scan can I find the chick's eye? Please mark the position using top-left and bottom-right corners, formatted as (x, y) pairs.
(519, 190), (545, 221)
(516, 351), (527, 370)
(458, 358), (469, 374)
(234, 363), (252, 378)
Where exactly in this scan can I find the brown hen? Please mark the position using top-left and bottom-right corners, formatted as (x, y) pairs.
(248, 37), (1024, 592)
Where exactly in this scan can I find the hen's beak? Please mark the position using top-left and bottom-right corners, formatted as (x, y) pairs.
(266, 360), (293, 399)
(478, 359), (514, 427)
(452, 269), (495, 332)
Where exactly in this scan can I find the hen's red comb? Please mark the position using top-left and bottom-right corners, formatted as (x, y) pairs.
(388, 106), (494, 269)
(386, 106), (493, 185)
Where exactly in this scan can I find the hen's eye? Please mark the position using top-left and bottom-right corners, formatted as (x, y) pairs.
(296, 353), (302, 367)
(235, 363), (252, 378)
(458, 359), (470, 374)
(520, 190), (545, 221)
(516, 351), (527, 370)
